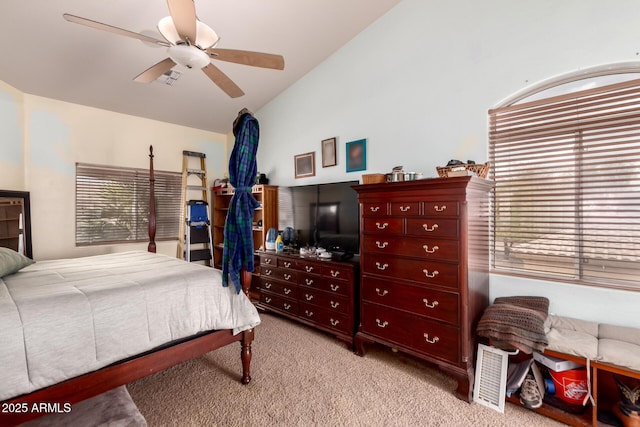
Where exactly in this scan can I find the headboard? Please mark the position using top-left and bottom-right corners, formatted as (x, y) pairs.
(0, 190), (32, 258)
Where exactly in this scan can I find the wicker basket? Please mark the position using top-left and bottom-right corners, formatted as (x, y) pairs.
(362, 173), (386, 184)
(436, 162), (490, 178)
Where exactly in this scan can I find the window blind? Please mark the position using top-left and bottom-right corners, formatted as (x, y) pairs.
(489, 78), (640, 290)
(76, 163), (181, 245)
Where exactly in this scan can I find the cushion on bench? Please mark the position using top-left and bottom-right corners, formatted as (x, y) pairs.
(544, 315), (599, 359)
(598, 323), (640, 372)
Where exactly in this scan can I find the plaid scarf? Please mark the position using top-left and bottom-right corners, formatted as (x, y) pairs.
(222, 113), (260, 293)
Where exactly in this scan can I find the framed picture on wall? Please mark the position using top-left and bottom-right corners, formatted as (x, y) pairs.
(346, 139), (366, 172)
(294, 152), (316, 178)
(321, 137), (337, 167)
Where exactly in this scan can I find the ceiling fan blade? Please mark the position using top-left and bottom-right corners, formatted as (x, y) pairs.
(201, 64), (245, 98)
(134, 58), (177, 83)
(166, 0), (197, 44)
(207, 48), (285, 70)
(63, 14), (169, 46)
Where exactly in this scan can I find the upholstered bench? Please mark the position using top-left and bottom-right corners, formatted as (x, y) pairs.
(23, 386), (146, 427)
(545, 314), (640, 372)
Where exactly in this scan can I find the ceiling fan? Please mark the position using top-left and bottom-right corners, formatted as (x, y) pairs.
(63, 0), (285, 98)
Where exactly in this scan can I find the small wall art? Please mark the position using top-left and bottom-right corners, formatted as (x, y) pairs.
(346, 139), (366, 172)
(321, 137), (337, 168)
(294, 152), (316, 178)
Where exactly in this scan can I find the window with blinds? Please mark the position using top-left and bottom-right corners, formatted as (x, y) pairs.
(76, 163), (181, 245)
(489, 77), (640, 290)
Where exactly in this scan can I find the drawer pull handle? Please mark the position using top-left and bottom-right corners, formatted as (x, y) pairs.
(422, 269), (439, 278)
(284, 274), (292, 280)
(305, 278), (314, 286)
(330, 284), (340, 292)
(400, 205), (411, 212)
(284, 303), (292, 310)
(434, 205), (446, 212)
(376, 222), (389, 229)
(423, 333), (440, 344)
(305, 266), (314, 272)
(305, 294), (313, 301)
(284, 288), (292, 295)
(423, 298), (439, 309)
(265, 297), (272, 303)
(422, 223), (439, 232)
(264, 282), (272, 289)
(265, 258), (272, 264)
(376, 262), (389, 270)
(423, 245), (439, 254)
(376, 319), (389, 328)
(265, 270), (272, 276)
(330, 301), (340, 308)
(330, 270), (340, 278)
(284, 261), (291, 268)
(375, 288), (388, 296)
(330, 319), (340, 326)
(369, 206), (380, 212)
(305, 310), (313, 317)
(376, 241), (389, 249)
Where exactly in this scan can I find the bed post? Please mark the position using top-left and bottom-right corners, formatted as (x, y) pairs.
(148, 145), (157, 253)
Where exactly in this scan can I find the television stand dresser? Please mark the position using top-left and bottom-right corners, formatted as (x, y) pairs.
(353, 176), (493, 402)
(256, 251), (359, 347)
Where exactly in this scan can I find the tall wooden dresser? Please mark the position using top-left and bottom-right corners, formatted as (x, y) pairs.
(353, 176), (493, 402)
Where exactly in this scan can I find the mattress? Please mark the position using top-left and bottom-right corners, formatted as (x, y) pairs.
(0, 251), (261, 401)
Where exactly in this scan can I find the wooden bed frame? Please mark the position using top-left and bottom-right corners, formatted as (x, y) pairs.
(0, 146), (254, 426)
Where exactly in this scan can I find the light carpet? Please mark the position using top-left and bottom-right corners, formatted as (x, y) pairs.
(128, 313), (565, 426)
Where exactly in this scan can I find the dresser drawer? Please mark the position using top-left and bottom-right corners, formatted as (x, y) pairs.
(278, 258), (296, 269)
(299, 273), (350, 296)
(261, 292), (298, 315)
(361, 277), (459, 325)
(361, 303), (459, 363)
(362, 202), (388, 216)
(390, 202), (420, 216)
(298, 261), (321, 275)
(260, 254), (278, 267)
(360, 302), (413, 347)
(424, 200), (459, 217)
(362, 217), (403, 235)
(362, 236), (458, 261)
(299, 303), (350, 334)
(321, 264), (351, 281)
(261, 265), (298, 283)
(362, 255), (459, 289)
(405, 218), (458, 238)
(299, 288), (349, 314)
(260, 278), (298, 299)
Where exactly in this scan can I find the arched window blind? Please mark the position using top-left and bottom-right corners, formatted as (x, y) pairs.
(76, 163), (181, 245)
(489, 78), (640, 290)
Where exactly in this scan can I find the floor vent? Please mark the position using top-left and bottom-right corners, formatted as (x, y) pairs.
(473, 344), (511, 413)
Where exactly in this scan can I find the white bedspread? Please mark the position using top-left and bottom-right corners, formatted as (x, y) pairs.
(0, 251), (261, 401)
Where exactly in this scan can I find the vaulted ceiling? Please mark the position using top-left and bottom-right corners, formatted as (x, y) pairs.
(0, 1), (401, 134)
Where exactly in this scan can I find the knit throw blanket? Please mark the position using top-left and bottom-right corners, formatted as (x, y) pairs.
(476, 296), (550, 354)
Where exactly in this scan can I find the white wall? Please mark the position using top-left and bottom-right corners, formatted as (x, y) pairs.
(1, 85), (228, 260)
(255, 0), (640, 326)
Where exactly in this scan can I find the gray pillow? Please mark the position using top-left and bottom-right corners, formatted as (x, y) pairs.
(0, 247), (35, 277)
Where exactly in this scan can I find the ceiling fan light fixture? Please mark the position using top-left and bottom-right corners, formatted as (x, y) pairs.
(158, 16), (180, 44)
(168, 45), (210, 69)
(158, 16), (219, 49)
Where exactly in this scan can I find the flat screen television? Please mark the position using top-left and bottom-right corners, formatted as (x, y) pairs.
(278, 180), (360, 255)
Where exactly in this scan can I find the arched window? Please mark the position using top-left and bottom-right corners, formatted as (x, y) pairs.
(489, 65), (640, 290)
